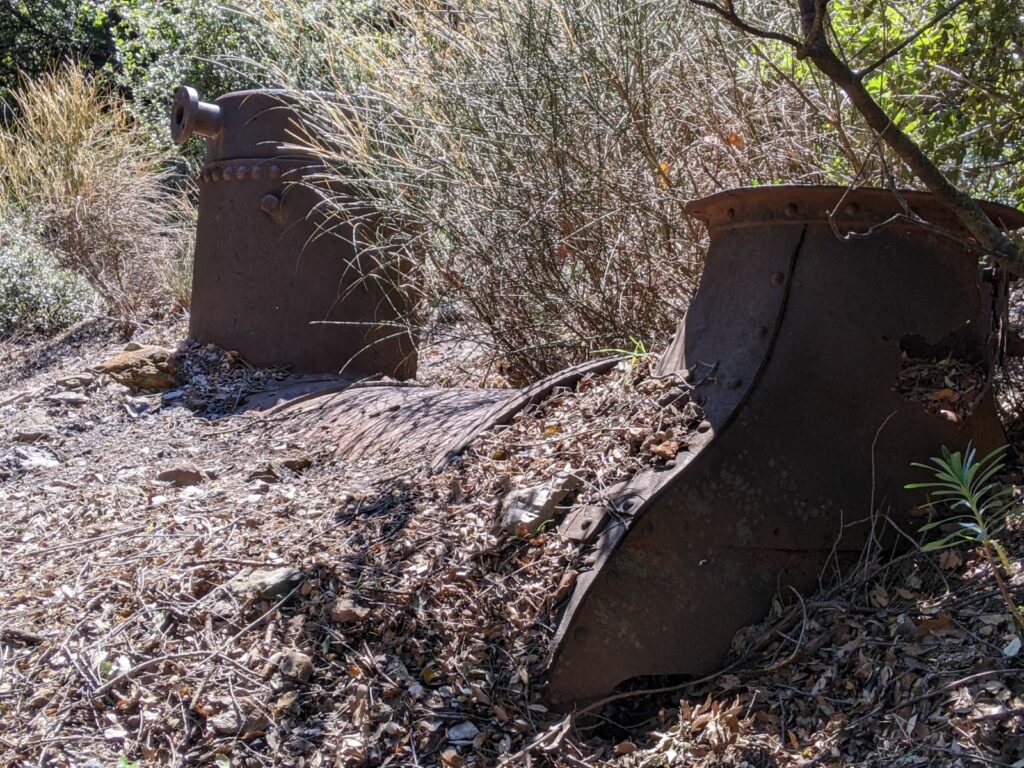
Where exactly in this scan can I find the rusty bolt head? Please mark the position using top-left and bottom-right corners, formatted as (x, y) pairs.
(727, 377), (743, 390)
(269, 165), (281, 179)
(770, 272), (786, 287)
(261, 193), (281, 215)
(755, 325), (769, 340)
(784, 202), (798, 217)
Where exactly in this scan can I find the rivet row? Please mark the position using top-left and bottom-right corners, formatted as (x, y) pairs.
(200, 164), (283, 183)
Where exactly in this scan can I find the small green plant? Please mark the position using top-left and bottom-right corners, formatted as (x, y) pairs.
(906, 443), (1024, 630)
(597, 336), (652, 365)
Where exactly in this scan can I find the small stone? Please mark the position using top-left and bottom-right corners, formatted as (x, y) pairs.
(501, 469), (582, 537)
(46, 391), (88, 406)
(13, 427), (54, 443)
(156, 463), (204, 487)
(208, 701), (270, 736)
(614, 741), (637, 755)
(226, 567), (303, 601)
(278, 650), (314, 683)
(56, 373), (95, 390)
(448, 720), (480, 744)
(247, 464), (281, 483)
(329, 598), (370, 625)
(650, 439), (679, 460)
(93, 345), (179, 390)
(283, 455), (313, 473)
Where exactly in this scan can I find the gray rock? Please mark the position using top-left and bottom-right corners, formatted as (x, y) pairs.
(13, 427), (54, 443)
(278, 650), (314, 683)
(208, 701), (270, 735)
(56, 373), (95, 390)
(46, 391), (88, 406)
(501, 469), (582, 536)
(155, 463), (204, 486)
(448, 720), (480, 744)
(329, 598), (370, 625)
(227, 567), (304, 602)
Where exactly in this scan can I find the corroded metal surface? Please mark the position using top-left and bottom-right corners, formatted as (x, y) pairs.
(273, 357), (622, 467)
(545, 186), (1024, 707)
(173, 87), (415, 377)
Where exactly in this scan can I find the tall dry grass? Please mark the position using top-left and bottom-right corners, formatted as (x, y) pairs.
(0, 63), (192, 328)
(255, 0), (850, 380)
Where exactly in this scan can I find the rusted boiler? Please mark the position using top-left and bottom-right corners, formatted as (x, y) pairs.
(172, 86), (414, 378)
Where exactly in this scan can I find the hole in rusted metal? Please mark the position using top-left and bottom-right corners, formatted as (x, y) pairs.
(894, 334), (986, 422)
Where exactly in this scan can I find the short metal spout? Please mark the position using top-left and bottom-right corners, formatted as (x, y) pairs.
(170, 85), (223, 144)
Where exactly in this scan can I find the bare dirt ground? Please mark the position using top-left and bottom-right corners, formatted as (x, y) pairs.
(1, 316), (1023, 768)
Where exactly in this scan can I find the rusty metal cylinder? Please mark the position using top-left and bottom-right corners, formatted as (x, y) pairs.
(171, 86), (415, 378)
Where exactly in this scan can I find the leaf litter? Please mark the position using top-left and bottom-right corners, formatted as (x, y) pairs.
(1, 318), (1022, 767)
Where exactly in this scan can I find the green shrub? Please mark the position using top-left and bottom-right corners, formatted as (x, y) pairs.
(0, 219), (95, 336)
(279, 0), (847, 380)
(0, 63), (190, 328)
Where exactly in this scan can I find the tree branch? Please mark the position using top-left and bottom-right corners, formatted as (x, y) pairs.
(686, 0), (802, 49)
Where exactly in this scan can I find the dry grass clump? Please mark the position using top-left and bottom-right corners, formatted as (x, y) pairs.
(0, 63), (192, 328)
(269, 0), (840, 381)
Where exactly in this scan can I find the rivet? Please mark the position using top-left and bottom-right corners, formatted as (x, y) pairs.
(844, 202), (860, 216)
(770, 271), (785, 287)
(210, 169), (221, 182)
(725, 207), (735, 221)
(269, 165), (281, 179)
(727, 377), (742, 390)
(251, 165), (263, 180)
(784, 202), (798, 217)
(236, 164), (247, 179)
(755, 326), (769, 340)
(200, 172), (209, 184)
(222, 165), (234, 180)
